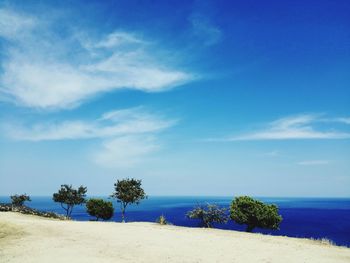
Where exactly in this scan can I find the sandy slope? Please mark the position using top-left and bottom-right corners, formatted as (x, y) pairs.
(0, 212), (349, 263)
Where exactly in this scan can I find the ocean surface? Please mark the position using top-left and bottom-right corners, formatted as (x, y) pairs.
(1, 196), (349, 247)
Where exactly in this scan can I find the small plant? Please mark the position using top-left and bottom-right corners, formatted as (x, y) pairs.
(53, 184), (87, 218)
(230, 196), (282, 232)
(310, 237), (335, 246)
(111, 178), (147, 222)
(86, 198), (114, 221)
(156, 215), (168, 225)
(187, 204), (228, 228)
(10, 194), (31, 207)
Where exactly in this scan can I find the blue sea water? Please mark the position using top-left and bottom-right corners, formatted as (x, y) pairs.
(1, 196), (349, 247)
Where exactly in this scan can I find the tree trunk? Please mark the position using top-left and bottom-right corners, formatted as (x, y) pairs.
(119, 202), (128, 223)
(205, 221), (212, 228)
(65, 207), (69, 218)
(67, 205), (73, 219)
(60, 203), (69, 218)
(246, 225), (254, 232)
(121, 206), (125, 223)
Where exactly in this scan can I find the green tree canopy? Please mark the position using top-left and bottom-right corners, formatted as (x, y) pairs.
(86, 198), (114, 221)
(53, 184), (87, 218)
(187, 204), (228, 228)
(10, 194), (31, 206)
(230, 196), (282, 232)
(111, 178), (146, 222)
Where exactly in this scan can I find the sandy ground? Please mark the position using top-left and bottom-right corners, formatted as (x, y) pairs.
(0, 212), (349, 263)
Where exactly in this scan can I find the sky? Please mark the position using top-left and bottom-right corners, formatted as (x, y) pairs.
(0, 0), (349, 197)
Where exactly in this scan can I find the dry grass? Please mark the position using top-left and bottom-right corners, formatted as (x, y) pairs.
(156, 215), (168, 225)
(310, 237), (336, 246)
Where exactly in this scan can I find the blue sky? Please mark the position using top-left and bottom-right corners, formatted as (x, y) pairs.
(0, 0), (349, 197)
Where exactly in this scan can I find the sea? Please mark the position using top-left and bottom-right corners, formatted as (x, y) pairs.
(1, 196), (349, 247)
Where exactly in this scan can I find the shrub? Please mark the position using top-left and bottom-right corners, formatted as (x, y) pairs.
(187, 204), (228, 228)
(156, 215), (168, 225)
(10, 194), (31, 206)
(86, 198), (114, 221)
(310, 237), (335, 246)
(230, 196), (282, 232)
(111, 178), (146, 222)
(53, 184), (87, 218)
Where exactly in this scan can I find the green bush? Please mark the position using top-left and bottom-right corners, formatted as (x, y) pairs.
(86, 198), (114, 221)
(10, 194), (31, 206)
(230, 196), (282, 232)
(187, 204), (228, 228)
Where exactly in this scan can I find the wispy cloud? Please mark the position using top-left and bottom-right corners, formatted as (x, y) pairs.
(94, 31), (147, 48)
(0, 8), (36, 40)
(297, 160), (331, 166)
(94, 136), (159, 168)
(263, 150), (280, 157)
(189, 13), (222, 46)
(216, 114), (350, 141)
(333, 117), (350, 125)
(0, 7), (194, 109)
(3, 107), (174, 141)
(3, 107), (175, 168)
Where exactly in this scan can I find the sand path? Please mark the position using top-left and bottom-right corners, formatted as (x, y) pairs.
(0, 212), (349, 263)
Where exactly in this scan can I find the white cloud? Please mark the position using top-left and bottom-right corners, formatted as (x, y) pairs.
(219, 114), (350, 141)
(4, 107), (175, 141)
(297, 160), (330, 166)
(0, 8), (194, 109)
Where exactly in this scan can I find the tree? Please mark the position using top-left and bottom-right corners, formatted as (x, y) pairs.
(187, 204), (228, 228)
(52, 184), (87, 218)
(10, 194), (31, 206)
(230, 196), (282, 232)
(111, 178), (146, 222)
(86, 198), (114, 221)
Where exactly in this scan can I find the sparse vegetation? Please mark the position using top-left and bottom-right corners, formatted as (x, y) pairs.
(0, 203), (67, 219)
(187, 204), (228, 228)
(310, 237), (336, 246)
(230, 196), (282, 232)
(86, 198), (114, 221)
(156, 215), (168, 225)
(10, 194), (31, 207)
(53, 184), (87, 218)
(111, 178), (147, 222)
